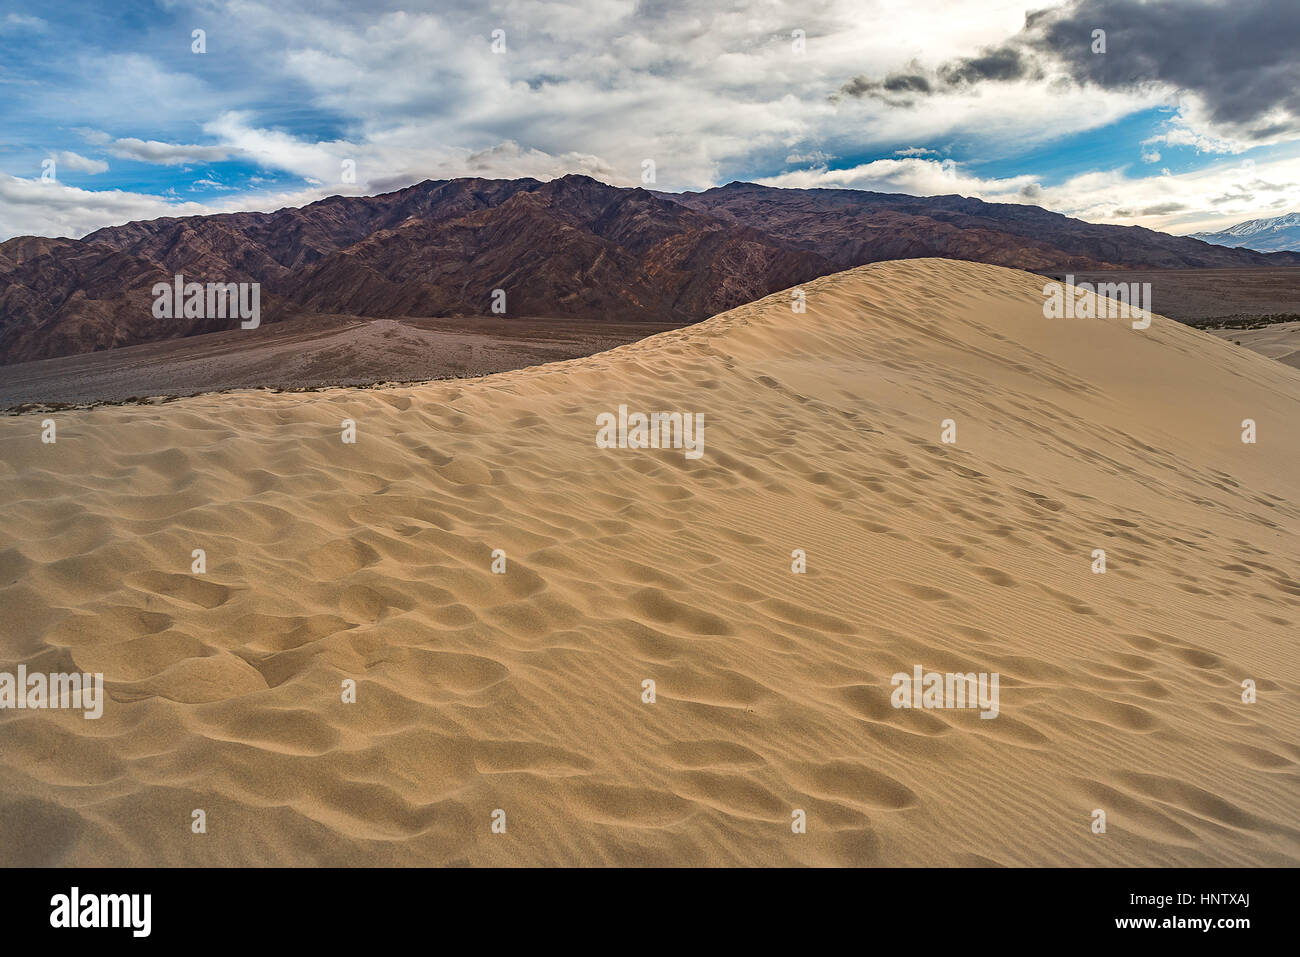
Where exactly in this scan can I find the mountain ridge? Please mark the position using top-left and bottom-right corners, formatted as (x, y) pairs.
(4, 174), (1299, 365)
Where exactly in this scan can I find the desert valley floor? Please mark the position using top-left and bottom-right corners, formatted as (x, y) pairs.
(1, 259), (1297, 866)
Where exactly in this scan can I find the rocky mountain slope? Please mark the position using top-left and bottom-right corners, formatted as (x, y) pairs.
(4, 174), (1298, 365)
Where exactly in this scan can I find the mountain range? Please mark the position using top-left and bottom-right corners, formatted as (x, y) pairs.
(3, 174), (1299, 366)
(1190, 211), (1300, 253)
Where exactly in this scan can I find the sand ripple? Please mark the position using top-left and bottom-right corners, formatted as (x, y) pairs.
(1, 260), (1298, 865)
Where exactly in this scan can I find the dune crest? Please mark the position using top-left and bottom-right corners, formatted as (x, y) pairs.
(1, 258), (1298, 866)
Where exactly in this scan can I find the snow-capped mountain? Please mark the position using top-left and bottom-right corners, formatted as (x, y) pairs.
(1191, 212), (1300, 252)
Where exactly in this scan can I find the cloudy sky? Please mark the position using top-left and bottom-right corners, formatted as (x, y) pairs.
(2, 0), (1299, 240)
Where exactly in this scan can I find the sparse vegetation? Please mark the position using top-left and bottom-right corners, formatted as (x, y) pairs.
(1191, 313), (1300, 331)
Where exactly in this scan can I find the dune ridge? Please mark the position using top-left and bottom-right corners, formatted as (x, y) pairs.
(1, 258), (1298, 866)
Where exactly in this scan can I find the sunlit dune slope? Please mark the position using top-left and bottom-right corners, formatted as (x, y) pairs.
(1, 258), (1297, 866)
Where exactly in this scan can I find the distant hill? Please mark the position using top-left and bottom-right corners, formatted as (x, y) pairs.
(4, 174), (1299, 365)
(662, 182), (1298, 271)
(1190, 212), (1300, 253)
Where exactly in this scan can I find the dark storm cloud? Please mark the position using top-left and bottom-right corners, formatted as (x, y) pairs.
(1138, 202), (1188, 214)
(839, 0), (1300, 140)
(883, 73), (933, 93)
(1030, 0), (1299, 133)
(838, 67), (931, 103)
(936, 46), (1037, 86)
(837, 38), (1044, 102)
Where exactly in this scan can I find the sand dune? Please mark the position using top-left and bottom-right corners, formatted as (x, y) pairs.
(1211, 320), (1300, 369)
(0, 313), (677, 408)
(1, 258), (1298, 866)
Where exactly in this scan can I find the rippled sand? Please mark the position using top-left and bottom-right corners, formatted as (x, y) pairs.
(2, 259), (1297, 866)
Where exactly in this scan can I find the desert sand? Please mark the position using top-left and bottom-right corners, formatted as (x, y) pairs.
(1210, 320), (1300, 369)
(0, 314), (678, 408)
(1, 258), (1297, 867)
